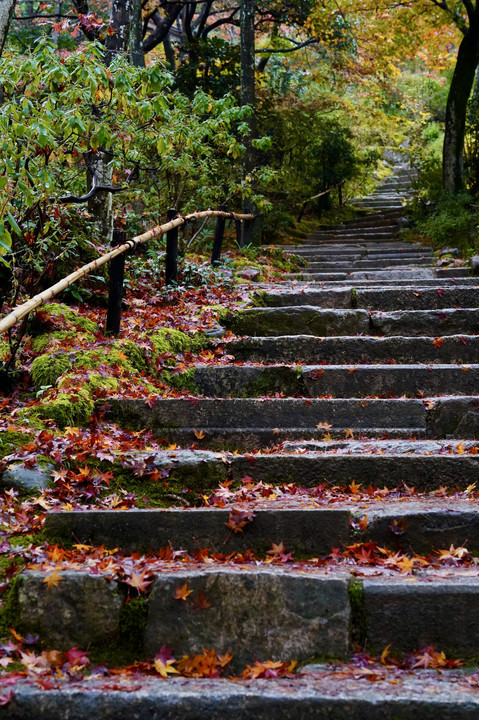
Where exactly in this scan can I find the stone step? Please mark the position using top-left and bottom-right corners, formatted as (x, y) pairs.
(277, 243), (426, 253)
(103, 396), (479, 444)
(104, 396), (427, 442)
(309, 232), (402, 241)
(45, 445), (479, 490)
(14, 568), (479, 666)
(188, 363), (479, 398)
(45, 499), (479, 556)
(225, 307), (479, 337)
(279, 278), (478, 287)
(8, 668), (479, 720)
(282, 270), (439, 281)
(228, 334), (479, 364)
(253, 286), (478, 310)
(306, 258), (433, 270)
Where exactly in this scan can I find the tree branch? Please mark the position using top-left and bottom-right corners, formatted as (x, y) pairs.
(255, 37), (318, 53)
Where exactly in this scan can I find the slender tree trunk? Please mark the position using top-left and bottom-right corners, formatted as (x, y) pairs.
(105, 0), (133, 64)
(0, 0), (15, 57)
(129, 0), (144, 67)
(85, 151), (114, 244)
(443, 18), (479, 193)
(240, 0), (257, 245)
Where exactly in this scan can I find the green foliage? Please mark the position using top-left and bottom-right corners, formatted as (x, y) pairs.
(0, 40), (258, 300)
(413, 192), (479, 252)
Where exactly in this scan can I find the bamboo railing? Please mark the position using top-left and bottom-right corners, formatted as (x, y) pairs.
(0, 208), (254, 337)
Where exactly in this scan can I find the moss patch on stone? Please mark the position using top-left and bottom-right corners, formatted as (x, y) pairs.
(32, 389), (94, 428)
(31, 354), (72, 389)
(31, 331), (95, 354)
(0, 431), (33, 461)
(151, 328), (208, 358)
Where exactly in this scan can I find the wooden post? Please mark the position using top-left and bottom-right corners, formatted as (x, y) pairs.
(165, 208), (178, 285)
(211, 205), (227, 265)
(235, 218), (243, 247)
(105, 228), (126, 336)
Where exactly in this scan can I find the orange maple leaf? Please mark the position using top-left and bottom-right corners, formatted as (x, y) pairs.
(174, 581), (194, 601)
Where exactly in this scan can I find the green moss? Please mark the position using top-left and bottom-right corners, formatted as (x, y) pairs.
(0, 574), (21, 638)
(0, 340), (9, 362)
(119, 595), (148, 653)
(31, 354), (71, 388)
(164, 367), (199, 393)
(350, 288), (358, 309)
(33, 303), (98, 334)
(32, 389), (94, 428)
(251, 290), (268, 308)
(0, 431), (32, 460)
(31, 331), (95, 354)
(9, 531), (46, 548)
(151, 328), (208, 357)
(348, 579), (366, 648)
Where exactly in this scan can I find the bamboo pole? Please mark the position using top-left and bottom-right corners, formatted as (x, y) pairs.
(0, 209), (254, 335)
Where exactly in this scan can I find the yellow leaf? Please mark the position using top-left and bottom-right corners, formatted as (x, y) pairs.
(154, 658), (180, 677)
(42, 569), (63, 589)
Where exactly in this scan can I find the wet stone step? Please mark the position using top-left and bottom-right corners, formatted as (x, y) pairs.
(45, 501), (479, 556)
(225, 307), (479, 337)
(8, 667), (479, 720)
(229, 334), (479, 365)
(188, 363), (479, 398)
(253, 286), (479, 310)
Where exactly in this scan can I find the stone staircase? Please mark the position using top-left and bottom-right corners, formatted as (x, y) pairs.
(8, 165), (479, 717)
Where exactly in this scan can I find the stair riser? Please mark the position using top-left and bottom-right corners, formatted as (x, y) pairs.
(255, 287), (478, 310)
(45, 507), (479, 556)
(227, 308), (479, 337)
(306, 259), (433, 269)
(15, 571), (479, 665)
(190, 365), (479, 399)
(229, 335), (479, 364)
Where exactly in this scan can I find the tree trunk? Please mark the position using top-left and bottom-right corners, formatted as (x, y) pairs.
(105, 0), (133, 64)
(129, 0), (145, 67)
(443, 18), (479, 193)
(86, 151), (114, 244)
(240, 0), (257, 245)
(0, 0), (15, 57)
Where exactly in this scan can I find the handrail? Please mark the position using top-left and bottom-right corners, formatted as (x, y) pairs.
(0, 208), (253, 336)
(297, 184), (341, 222)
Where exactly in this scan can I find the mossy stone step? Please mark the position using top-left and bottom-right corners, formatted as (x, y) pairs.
(225, 307), (479, 337)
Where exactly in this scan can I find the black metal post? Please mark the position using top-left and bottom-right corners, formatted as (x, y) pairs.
(105, 229), (126, 336)
(211, 205), (227, 265)
(165, 208), (178, 285)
